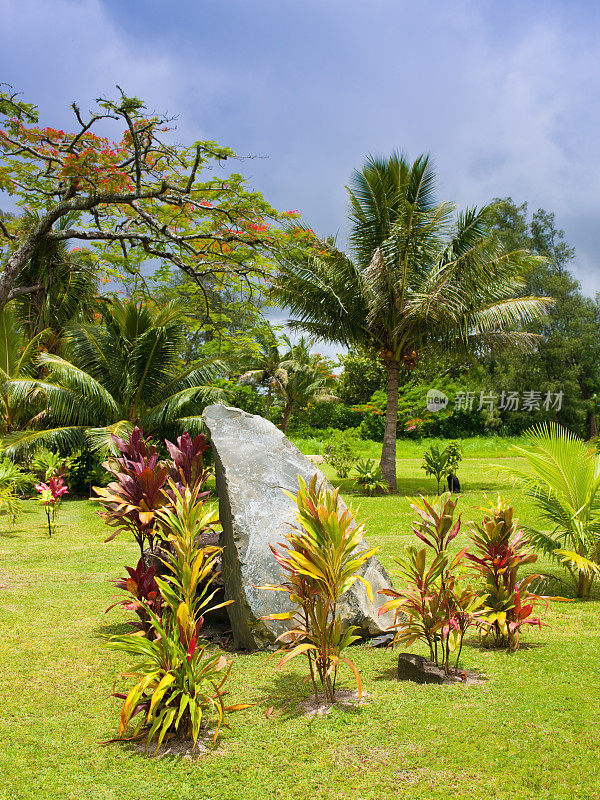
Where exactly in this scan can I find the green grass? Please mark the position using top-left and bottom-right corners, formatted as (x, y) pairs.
(0, 445), (598, 800)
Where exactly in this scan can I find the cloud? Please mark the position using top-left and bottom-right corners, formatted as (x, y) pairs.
(1, 0), (598, 299)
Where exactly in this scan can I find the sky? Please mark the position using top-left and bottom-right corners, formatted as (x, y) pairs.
(1, 0), (600, 351)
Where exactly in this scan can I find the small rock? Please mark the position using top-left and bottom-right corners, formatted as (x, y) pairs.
(397, 653), (446, 684)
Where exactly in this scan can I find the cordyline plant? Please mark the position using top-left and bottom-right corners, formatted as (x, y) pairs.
(107, 558), (163, 638)
(379, 494), (484, 674)
(109, 483), (245, 752)
(466, 497), (549, 652)
(35, 475), (68, 537)
(165, 432), (211, 495)
(262, 474), (376, 703)
(93, 428), (170, 557)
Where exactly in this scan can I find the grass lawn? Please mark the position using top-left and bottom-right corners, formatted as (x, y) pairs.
(0, 443), (598, 800)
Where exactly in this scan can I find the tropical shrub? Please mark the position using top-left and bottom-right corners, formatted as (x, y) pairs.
(323, 428), (361, 478)
(511, 423), (600, 597)
(35, 475), (68, 537)
(93, 428), (170, 558)
(165, 432), (210, 495)
(262, 475), (375, 703)
(467, 497), (544, 651)
(421, 445), (450, 494)
(109, 482), (244, 751)
(154, 483), (229, 622)
(107, 559), (164, 637)
(444, 442), (463, 476)
(379, 494), (483, 673)
(354, 458), (387, 496)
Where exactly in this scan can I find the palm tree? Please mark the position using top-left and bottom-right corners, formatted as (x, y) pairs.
(4, 298), (224, 455)
(12, 210), (98, 348)
(238, 322), (291, 421)
(511, 422), (600, 597)
(274, 153), (550, 491)
(277, 337), (337, 433)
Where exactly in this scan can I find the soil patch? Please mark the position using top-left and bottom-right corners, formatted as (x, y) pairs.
(299, 689), (370, 717)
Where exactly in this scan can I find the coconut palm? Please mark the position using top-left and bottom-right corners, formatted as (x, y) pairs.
(4, 298), (224, 455)
(238, 322), (292, 421)
(277, 337), (337, 433)
(511, 422), (600, 597)
(274, 153), (551, 491)
(12, 210), (98, 347)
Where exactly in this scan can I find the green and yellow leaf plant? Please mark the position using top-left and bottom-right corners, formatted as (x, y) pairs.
(466, 497), (552, 651)
(262, 474), (376, 704)
(379, 494), (484, 675)
(108, 482), (247, 753)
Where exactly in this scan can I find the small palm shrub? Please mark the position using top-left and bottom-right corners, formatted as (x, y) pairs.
(109, 483), (245, 752)
(467, 497), (545, 651)
(262, 475), (375, 703)
(421, 443), (463, 494)
(323, 429), (360, 478)
(354, 458), (387, 495)
(511, 423), (600, 597)
(444, 442), (463, 477)
(379, 494), (483, 674)
(421, 445), (450, 494)
(35, 475), (68, 537)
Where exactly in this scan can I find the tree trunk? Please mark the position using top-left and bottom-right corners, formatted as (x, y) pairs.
(282, 401), (294, 433)
(380, 362), (399, 493)
(265, 383), (272, 422)
(586, 409), (598, 441)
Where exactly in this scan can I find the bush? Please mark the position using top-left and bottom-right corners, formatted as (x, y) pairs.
(354, 459), (387, 496)
(467, 497), (544, 651)
(262, 475), (374, 702)
(323, 429), (361, 478)
(109, 484), (246, 751)
(379, 494), (483, 674)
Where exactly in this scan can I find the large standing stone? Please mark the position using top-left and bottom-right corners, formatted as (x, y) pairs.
(202, 404), (395, 650)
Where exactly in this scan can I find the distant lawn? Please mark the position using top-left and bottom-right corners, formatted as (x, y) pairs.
(0, 445), (598, 800)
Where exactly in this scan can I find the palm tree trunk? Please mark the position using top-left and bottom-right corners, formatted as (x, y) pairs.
(380, 362), (399, 493)
(265, 383), (272, 421)
(282, 401), (294, 434)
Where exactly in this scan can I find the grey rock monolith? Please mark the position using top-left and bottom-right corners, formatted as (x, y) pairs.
(202, 404), (395, 650)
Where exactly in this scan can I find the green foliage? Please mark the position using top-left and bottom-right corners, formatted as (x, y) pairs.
(489, 198), (600, 438)
(421, 442), (463, 493)
(323, 428), (361, 478)
(444, 442), (463, 475)
(4, 298), (225, 456)
(511, 423), (600, 597)
(421, 445), (450, 494)
(354, 458), (387, 496)
(262, 475), (375, 702)
(336, 350), (385, 405)
(0, 456), (32, 526)
(380, 494), (483, 673)
(467, 497), (543, 651)
(109, 485), (245, 751)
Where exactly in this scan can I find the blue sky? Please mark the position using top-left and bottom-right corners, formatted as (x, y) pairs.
(2, 0), (600, 308)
